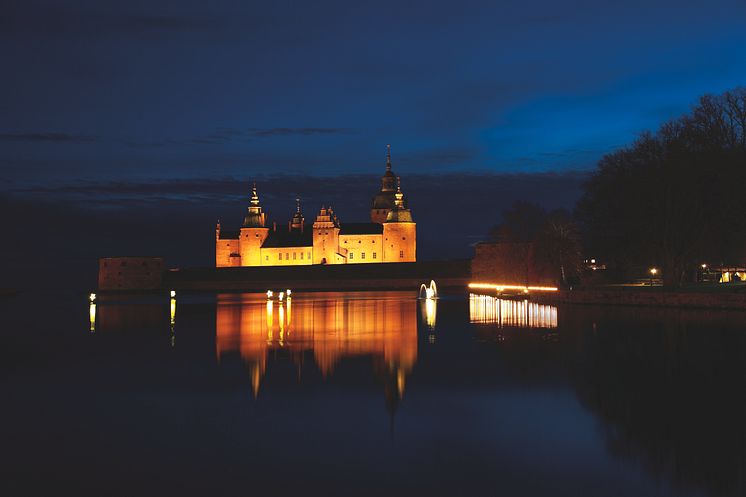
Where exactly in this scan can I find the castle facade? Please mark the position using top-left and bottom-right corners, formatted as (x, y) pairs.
(215, 146), (416, 267)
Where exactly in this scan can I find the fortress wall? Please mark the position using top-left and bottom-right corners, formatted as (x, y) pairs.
(98, 257), (164, 290)
(216, 238), (239, 267)
(339, 234), (382, 263)
(383, 223), (416, 262)
(260, 247), (313, 266)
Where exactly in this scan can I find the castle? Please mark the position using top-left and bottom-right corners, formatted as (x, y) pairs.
(215, 146), (416, 267)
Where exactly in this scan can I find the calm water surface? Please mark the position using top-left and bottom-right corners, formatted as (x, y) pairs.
(2, 290), (745, 497)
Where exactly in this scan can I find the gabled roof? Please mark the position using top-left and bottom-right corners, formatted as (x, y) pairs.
(261, 229), (313, 248)
(339, 222), (384, 235)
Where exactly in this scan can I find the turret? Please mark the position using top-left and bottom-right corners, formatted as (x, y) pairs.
(239, 182), (270, 266)
(383, 177), (416, 262)
(243, 183), (266, 228)
(312, 206), (341, 264)
(289, 197), (305, 232)
(371, 144), (399, 223)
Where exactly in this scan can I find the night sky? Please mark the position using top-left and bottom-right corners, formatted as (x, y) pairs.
(2, 0), (745, 288)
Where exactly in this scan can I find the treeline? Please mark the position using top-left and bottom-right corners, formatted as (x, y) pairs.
(491, 87), (746, 288)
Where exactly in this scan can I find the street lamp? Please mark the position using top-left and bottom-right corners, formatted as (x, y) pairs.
(649, 267), (658, 286)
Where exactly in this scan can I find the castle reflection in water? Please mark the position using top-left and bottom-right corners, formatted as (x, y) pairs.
(215, 291), (420, 397)
(469, 294), (558, 328)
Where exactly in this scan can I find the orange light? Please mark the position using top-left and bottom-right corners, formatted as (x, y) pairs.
(468, 283), (559, 292)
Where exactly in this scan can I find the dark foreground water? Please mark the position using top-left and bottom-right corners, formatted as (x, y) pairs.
(2, 290), (745, 497)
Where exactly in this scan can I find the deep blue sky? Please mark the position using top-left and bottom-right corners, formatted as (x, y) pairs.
(2, 0), (745, 184)
(1, 0), (745, 285)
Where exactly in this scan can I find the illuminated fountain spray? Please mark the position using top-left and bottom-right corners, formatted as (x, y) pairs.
(418, 280), (438, 332)
(419, 280), (438, 300)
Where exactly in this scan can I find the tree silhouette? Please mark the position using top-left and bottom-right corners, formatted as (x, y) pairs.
(577, 88), (746, 287)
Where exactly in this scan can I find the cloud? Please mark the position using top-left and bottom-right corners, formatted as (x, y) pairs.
(247, 128), (353, 138)
(0, 132), (98, 143)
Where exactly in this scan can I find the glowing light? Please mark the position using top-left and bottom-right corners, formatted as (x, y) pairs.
(650, 268), (658, 275)
(266, 290), (273, 299)
(591, 259), (596, 264)
(701, 264), (707, 269)
(286, 289), (292, 296)
(469, 294), (557, 328)
(422, 297), (437, 329)
(89, 302), (96, 333)
(419, 280), (438, 299)
(89, 293), (96, 303)
(170, 290), (176, 298)
(279, 292), (284, 302)
(468, 283), (558, 293)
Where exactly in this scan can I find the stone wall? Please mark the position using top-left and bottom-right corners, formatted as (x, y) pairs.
(98, 257), (164, 290)
(471, 241), (556, 286)
(339, 234), (382, 263)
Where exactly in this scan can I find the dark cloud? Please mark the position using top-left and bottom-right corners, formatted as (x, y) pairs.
(2, 170), (587, 290)
(247, 128), (354, 138)
(0, 132), (98, 143)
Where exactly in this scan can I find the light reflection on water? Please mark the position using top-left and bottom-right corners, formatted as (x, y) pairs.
(215, 292), (418, 397)
(7, 290), (746, 497)
(469, 293), (558, 328)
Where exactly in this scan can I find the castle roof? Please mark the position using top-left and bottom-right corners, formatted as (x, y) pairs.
(339, 223), (384, 235)
(261, 229), (313, 248)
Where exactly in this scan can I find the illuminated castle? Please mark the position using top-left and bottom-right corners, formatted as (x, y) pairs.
(215, 145), (416, 267)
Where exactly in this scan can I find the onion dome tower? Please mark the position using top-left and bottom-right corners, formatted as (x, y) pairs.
(370, 144), (399, 223)
(243, 183), (266, 228)
(385, 177), (414, 223)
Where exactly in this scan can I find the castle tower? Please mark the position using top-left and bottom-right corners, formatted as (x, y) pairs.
(383, 177), (416, 262)
(312, 206), (341, 264)
(370, 144), (399, 223)
(239, 183), (270, 266)
(289, 197), (305, 232)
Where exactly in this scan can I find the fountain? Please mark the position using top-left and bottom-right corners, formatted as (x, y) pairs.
(419, 280), (438, 300)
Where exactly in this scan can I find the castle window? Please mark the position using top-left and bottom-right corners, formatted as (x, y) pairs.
(256, 234), (259, 237)
(361, 253), (365, 259)
(286, 253), (289, 260)
(344, 240), (347, 244)
(373, 252), (377, 259)
(300, 252), (303, 259)
(400, 250), (404, 258)
(279, 253), (282, 260)
(350, 253), (354, 260)
(307, 252), (311, 259)
(293, 253), (296, 260)
(266, 255), (269, 261)
(358, 240), (361, 244)
(402, 237), (406, 240)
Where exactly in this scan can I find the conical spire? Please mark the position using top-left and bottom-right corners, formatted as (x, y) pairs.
(386, 144), (392, 172)
(250, 182), (260, 206)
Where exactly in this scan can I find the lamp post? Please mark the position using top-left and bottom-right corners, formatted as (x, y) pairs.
(649, 267), (658, 286)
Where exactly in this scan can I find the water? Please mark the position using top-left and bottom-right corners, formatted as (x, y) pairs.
(2, 290), (745, 497)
